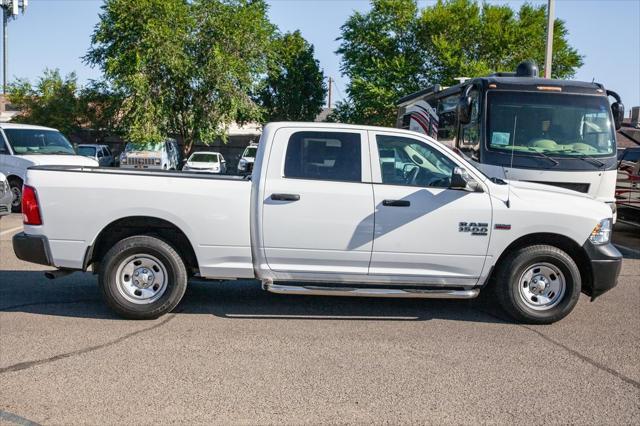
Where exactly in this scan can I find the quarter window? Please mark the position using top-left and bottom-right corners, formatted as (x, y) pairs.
(377, 135), (456, 188)
(284, 131), (361, 182)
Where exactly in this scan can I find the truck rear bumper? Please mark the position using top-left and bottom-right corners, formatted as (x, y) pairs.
(12, 232), (53, 266)
(583, 241), (622, 300)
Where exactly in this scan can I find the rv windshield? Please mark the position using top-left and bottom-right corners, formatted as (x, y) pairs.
(487, 92), (615, 158)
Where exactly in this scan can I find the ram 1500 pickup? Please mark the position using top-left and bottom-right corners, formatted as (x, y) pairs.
(13, 122), (622, 324)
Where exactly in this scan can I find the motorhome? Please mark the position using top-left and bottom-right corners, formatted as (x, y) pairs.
(396, 62), (624, 218)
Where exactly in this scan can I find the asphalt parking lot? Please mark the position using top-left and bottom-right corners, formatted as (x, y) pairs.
(1, 213), (638, 425)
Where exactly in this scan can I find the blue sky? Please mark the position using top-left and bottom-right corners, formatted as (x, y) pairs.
(4, 0), (640, 108)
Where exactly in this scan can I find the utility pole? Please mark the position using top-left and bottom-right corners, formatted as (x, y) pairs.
(544, 0), (555, 79)
(327, 76), (333, 109)
(1, 0), (28, 94)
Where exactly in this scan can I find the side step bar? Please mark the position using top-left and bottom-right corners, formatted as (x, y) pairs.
(263, 283), (479, 299)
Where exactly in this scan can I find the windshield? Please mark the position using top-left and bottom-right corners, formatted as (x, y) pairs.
(77, 146), (97, 157)
(189, 153), (218, 163)
(487, 92), (615, 158)
(243, 146), (257, 158)
(125, 142), (165, 152)
(4, 129), (75, 155)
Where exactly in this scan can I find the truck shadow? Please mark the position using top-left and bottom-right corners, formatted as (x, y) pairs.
(0, 270), (506, 324)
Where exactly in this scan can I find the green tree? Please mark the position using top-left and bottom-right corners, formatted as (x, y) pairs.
(333, 0), (426, 126)
(77, 80), (125, 141)
(258, 31), (327, 122)
(417, 0), (583, 85)
(85, 0), (274, 154)
(8, 69), (81, 136)
(334, 0), (583, 126)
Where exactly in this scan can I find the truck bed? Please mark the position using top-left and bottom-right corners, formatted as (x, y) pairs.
(25, 165), (254, 279)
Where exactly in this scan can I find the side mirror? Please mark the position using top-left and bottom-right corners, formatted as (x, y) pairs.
(450, 167), (483, 192)
(611, 102), (624, 130)
(457, 96), (472, 125)
(607, 90), (624, 130)
(450, 167), (468, 189)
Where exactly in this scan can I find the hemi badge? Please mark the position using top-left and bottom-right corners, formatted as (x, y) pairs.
(495, 224), (511, 230)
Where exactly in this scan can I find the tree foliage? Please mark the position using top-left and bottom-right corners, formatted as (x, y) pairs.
(334, 0), (583, 126)
(8, 69), (122, 139)
(85, 0), (274, 154)
(8, 69), (81, 136)
(417, 0), (583, 85)
(258, 31), (327, 122)
(334, 0), (426, 126)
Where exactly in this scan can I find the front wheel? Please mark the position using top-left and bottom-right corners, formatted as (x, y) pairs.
(99, 235), (188, 319)
(494, 244), (581, 324)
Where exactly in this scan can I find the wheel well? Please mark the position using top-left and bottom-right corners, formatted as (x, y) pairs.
(7, 175), (22, 185)
(490, 233), (593, 294)
(88, 216), (199, 276)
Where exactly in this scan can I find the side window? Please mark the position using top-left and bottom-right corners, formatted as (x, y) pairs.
(0, 139), (7, 154)
(284, 131), (361, 182)
(459, 89), (480, 159)
(377, 134), (456, 188)
(97, 148), (104, 158)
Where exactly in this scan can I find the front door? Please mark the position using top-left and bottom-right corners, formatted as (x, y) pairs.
(262, 128), (374, 275)
(369, 131), (492, 286)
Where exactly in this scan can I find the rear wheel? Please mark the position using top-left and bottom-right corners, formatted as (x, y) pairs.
(9, 178), (22, 213)
(99, 235), (187, 319)
(494, 244), (581, 324)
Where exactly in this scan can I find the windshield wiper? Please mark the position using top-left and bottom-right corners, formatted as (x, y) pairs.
(504, 150), (559, 167)
(565, 150), (605, 168)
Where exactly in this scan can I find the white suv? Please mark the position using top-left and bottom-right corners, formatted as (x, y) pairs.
(0, 123), (98, 212)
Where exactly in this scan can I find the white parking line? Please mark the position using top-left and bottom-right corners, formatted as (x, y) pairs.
(0, 226), (22, 236)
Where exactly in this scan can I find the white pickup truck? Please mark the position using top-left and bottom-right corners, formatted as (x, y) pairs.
(13, 122), (622, 324)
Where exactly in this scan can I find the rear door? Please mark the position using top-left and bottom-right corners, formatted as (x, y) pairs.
(369, 131), (492, 286)
(261, 127), (374, 275)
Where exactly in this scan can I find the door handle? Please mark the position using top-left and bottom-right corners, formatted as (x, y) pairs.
(271, 193), (300, 201)
(382, 199), (410, 207)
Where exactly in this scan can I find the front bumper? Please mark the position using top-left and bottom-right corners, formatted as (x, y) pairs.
(582, 240), (622, 300)
(12, 232), (53, 266)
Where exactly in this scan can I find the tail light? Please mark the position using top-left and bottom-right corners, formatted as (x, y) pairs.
(22, 185), (43, 225)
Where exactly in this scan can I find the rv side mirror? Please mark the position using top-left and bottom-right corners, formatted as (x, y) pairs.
(457, 96), (472, 125)
(611, 102), (624, 130)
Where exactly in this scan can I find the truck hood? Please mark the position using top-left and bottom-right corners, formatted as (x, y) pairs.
(507, 180), (592, 199)
(18, 155), (99, 167)
(497, 178), (612, 220)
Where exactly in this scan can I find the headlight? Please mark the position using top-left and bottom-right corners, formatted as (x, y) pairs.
(155, 159), (161, 165)
(589, 218), (612, 245)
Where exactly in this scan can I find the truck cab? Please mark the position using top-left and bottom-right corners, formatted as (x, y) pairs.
(396, 62), (623, 217)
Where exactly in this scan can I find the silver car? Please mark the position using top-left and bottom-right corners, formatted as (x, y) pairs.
(77, 144), (115, 167)
(0, 172), (12, 216)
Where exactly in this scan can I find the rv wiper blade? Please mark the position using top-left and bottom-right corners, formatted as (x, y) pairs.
(565, 151), (605, 168)
(503, 151), (558, 166)
(535, 151), (560, 166)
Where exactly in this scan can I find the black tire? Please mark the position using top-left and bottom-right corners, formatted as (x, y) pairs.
(494, 244), (581, 324)
(9, 178), (22, 213)
(99, 235), (187, 319)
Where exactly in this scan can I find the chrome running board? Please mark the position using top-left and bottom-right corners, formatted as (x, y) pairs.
(263, 283), (479, 299)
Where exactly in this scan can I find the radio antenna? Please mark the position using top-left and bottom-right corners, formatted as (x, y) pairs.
(506, 114), (517, 208)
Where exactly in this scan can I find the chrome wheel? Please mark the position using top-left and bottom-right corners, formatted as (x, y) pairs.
(115, 254), (168, 304)
(518, 262), (566, 311)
